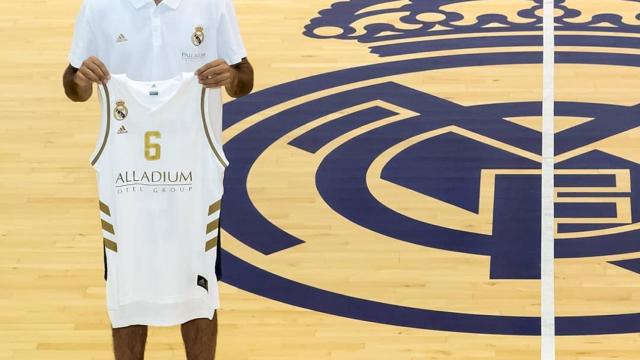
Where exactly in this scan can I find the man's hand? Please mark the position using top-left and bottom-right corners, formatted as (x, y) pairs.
(63, 56), (110, 102)
(75, 56), (110, 87)
(196, 57), (254, 98)
(196, 59), (238, 89)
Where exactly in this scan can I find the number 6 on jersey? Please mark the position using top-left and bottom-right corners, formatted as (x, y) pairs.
(144, 131), (161, 161)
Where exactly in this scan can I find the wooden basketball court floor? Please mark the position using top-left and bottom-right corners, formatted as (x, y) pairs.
(3, 0), (640, 359)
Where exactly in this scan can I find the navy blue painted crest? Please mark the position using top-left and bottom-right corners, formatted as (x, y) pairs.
(305, 0), (543, 56)
(304, 0), (640, 57)
(220, 0), (640, 336)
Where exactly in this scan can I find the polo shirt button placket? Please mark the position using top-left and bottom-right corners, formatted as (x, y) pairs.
(151, 7), (162, 47)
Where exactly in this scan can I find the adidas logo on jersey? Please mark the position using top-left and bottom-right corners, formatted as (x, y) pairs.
(116, 33), (128, 43)
(117, 125), (128, 134)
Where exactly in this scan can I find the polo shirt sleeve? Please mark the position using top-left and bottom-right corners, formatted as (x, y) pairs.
(68, 0), (97, 69)
(217, 0), (247, 65)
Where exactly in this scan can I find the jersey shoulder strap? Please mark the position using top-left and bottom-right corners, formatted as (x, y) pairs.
(89, 82), (112, 168)
(200, 87), (229, 169)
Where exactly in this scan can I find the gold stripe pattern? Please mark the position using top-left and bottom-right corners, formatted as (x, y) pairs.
(206, 199), (222, 252)
(208, 199), (221, 215)
(206, 218), (219, 234)
(101, 219), (115, 235)
(103, 238), (118, 252)
(99, 201), (111, 216)
(200, 88), (229, 169)
(205, 235), (218, 251)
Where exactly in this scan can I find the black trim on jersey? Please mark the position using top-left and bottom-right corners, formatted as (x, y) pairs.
(91, 84), (111, 166)
(103, 244), (108, 281)
(215, 208), (223, 281)
(200, 88), (229, 169)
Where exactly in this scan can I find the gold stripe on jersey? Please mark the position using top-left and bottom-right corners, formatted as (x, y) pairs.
(200, 88), (229, 169)
(101, 219), (115, 235)
(208, 199), (221, 215)
(91, 85), (111, 166)
(99, 201), (111, 216)
(205, 235), (218, 251)
(103, 238), (118, 252)
(206, 218), (219, 234)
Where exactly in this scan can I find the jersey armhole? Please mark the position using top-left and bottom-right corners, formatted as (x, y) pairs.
(201, 88), (230, 169)
(89, 83), (111, 169)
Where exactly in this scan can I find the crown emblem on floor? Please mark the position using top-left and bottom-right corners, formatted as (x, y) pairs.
(304, 0), (640, 57)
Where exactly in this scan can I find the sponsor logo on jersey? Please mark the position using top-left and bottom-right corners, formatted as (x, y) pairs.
(219, 0), (640, 336)
(117, 125), (128, 134)
(116, 33), (128, 43)
(114, 170), (194, 194)
(114, 100), (128, 121)
(191, 25), (205, 46)
(115, 170), (193, 185)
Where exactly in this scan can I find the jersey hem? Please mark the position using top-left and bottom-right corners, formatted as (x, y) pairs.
(108, 296), (218, 328)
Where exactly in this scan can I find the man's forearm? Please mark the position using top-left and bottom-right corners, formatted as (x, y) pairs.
(226, 57), (254, 98)
(63, 65), (93, 102)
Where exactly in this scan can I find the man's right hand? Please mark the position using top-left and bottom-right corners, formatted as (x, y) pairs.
(74, 56), (110, 87)
(63, 57), (110, 102)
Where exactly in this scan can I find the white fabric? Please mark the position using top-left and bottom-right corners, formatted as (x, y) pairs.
(541, 0), (556, 357)
(68, 0), (247, 144)
(92, 72), (227, 328)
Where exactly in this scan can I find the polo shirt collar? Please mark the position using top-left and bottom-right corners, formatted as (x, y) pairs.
(129, 0), (181, 10)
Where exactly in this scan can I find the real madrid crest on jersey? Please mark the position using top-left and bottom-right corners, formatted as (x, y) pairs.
(191, 25), (205, 46)
(113, 100), (128, 121)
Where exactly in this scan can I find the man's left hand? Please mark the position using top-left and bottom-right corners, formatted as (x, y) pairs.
(196, 59), (238, 89)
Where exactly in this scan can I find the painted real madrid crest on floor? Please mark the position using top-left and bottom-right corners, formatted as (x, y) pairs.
(220, 0), (640, 337)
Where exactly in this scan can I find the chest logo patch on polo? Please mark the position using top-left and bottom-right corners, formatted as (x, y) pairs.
(191, 25), (205, 46)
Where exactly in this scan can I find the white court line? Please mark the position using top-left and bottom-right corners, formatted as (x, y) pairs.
(542, 0), (556, 359)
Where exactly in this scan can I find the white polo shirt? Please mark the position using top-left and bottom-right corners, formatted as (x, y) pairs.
(68, 0), (247, 143)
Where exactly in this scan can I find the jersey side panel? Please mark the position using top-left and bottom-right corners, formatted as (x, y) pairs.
(90, 84), (111, 168)
(92, 78), (121, 312)
(201, 87), (230, 168)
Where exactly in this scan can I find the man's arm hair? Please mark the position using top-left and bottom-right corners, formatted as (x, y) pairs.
(63, 64), (93, 102)
(226, 57), (254, 98)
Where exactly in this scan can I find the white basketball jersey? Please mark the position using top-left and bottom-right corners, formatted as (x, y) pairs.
(89, 72), (228, 328)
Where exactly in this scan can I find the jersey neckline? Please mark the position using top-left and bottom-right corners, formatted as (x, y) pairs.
(109, 72), (196, 115)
